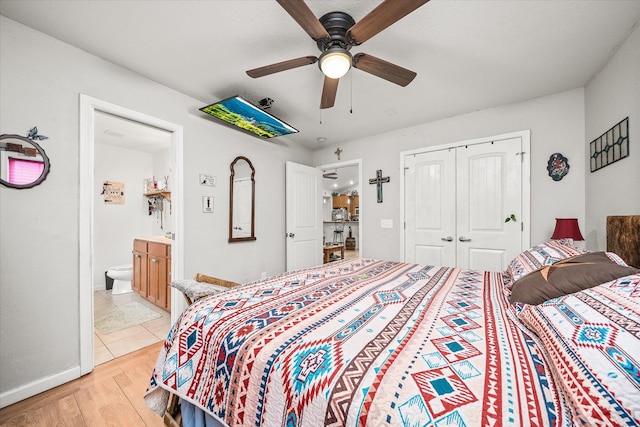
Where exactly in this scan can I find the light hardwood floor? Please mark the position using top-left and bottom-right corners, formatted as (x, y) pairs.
(0, 342), (166, 426)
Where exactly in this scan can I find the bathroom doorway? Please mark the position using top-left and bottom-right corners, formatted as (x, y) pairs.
(79, 95), (184, 375)
(318, 159), (362, 260)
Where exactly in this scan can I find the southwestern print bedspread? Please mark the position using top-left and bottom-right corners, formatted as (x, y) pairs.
(145, 259), (568, 426)
(519, 273), (640, 426)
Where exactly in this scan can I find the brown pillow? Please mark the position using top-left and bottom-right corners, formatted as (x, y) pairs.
(509, 252), (639, 305)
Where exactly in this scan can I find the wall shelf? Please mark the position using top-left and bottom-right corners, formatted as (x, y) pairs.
(144, 190), (171, 202)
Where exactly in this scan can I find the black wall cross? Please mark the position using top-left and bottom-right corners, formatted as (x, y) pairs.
(369, 170), (390, 203)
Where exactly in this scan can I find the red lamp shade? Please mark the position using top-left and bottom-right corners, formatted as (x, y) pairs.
(551, 218), (584, 241)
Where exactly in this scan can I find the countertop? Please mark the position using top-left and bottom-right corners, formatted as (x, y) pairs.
(137, 236), (172, 244)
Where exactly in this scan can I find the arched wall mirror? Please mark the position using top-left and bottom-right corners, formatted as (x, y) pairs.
(0, 134), (51, 189)
(229, 156), (256, 242)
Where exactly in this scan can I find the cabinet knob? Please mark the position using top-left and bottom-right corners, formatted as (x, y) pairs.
(151, 258), (158, 263)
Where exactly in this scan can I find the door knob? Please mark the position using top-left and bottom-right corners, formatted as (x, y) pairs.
(459, 236), (472, 242)
(441, 236), (453, 242)
(287, 233), (295, 238)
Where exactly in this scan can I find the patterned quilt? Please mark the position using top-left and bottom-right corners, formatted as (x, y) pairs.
(518, 273), (640, 426)
(145, 259), (570, 426)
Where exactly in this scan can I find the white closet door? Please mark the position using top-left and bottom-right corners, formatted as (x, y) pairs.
(456, 138), (522, 271)
(404, 149), (457, 266)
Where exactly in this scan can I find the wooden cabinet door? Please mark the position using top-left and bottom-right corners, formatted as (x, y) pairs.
(333, 195), (350, 208)
(132, 239), (171, 311)
(147, 255), (160, 305)
(133, 252), (147, 296)
(349, 196), (358, 217)
(148, 256), (168, 309)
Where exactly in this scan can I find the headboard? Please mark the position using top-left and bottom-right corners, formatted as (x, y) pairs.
(607, 215), (640, 268)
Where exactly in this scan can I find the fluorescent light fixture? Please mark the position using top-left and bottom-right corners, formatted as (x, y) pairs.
(319, 48), (352, 79)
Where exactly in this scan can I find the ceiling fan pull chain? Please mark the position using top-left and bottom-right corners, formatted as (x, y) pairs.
(350, 69), (353, 114)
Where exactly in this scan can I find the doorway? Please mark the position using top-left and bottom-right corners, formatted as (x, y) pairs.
(79, 94), (184, 375)
(318, 159), (363, 260)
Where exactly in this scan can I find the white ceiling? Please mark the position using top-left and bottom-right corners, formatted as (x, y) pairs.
(94, 111), (172, 153)
(1, 1), (638, 150)
(323, 164), (359, 192)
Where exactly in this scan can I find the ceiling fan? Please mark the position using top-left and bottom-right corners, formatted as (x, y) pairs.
(323, 171), (338, 179)
(246, 0), (430, 109)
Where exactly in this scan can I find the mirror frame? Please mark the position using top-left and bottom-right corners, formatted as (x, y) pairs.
(229, 156), (256, 242)
(0, 134), (51, 190)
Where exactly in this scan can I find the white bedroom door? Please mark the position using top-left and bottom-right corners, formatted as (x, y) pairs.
(404, 148), (457, 266)
(404, 133), (527, 271)
(457, 138), (522, 271)
(285, 161), (323, 271)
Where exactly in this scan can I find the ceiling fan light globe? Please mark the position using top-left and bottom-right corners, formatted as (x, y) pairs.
(319, 50), (352, 79)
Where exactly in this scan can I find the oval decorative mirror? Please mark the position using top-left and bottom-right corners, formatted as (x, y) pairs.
(0, 134), (51, 189)
(229, 156), (256, 242)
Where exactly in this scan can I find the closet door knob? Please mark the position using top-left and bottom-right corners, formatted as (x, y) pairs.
(459, 236), (472, 242)
(441, 236), (453, 242)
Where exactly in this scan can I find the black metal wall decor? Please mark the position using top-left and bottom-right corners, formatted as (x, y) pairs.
(369, 169), (390, 203)
(547, 153), (569, 181)
(590, 117), (629, 172)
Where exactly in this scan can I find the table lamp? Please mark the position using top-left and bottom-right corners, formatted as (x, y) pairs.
(551, 218), (584, 244)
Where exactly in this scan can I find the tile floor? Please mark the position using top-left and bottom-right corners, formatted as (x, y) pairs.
(93, 290), (172, 366)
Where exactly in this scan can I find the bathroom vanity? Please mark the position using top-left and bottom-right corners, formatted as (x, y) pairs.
(133, 237), (171, 312)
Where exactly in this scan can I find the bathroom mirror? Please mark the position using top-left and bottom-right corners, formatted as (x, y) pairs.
(229, 156), (256, 242)
(0, 134), (51, 189)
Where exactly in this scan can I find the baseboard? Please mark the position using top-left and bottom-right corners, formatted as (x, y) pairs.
(0, 366), (81, 409)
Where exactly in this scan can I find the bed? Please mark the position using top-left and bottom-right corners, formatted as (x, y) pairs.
(145, 239), (640, 427)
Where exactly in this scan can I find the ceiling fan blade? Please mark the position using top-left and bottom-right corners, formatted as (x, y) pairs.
(320, 76), (339, 109)
(353, 53), (416, 87)
(323, 173), (338, 179)
(276, 0), (330, 41)
(348, 0), (430, 44)
(246, 56), (317, 78)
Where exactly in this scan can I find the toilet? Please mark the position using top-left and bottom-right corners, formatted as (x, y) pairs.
(107, 264), (133, 295)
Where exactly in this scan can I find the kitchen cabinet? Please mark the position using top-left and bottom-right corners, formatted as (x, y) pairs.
(133, 238), (171, 311)
(349, 196), (359, 217)
(332, 195), (349, 208)
(333, 195), (359, 218)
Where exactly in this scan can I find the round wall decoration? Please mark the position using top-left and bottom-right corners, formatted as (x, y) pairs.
(547, 153), (570, 181)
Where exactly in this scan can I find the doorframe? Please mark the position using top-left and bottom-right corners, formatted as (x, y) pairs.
(317, 159), (363, 254)
(79, 94), (184, 375)
(399, 130), (530, 262)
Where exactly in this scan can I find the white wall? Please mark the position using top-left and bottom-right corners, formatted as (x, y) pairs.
(0, 16), (311, 404)
(93, 143), (154, 290)
(585, 24), (640, 251)
(313, 89), (587, 261)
